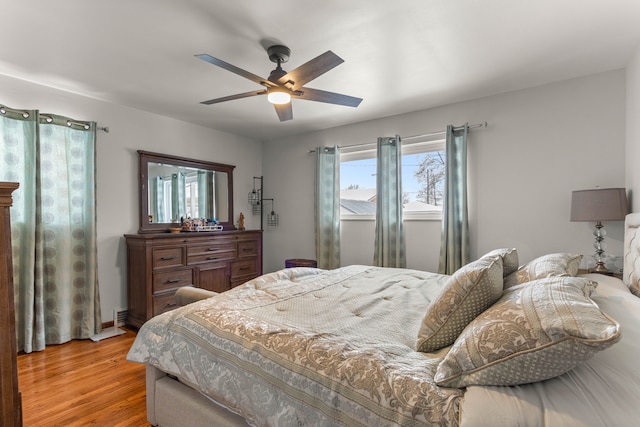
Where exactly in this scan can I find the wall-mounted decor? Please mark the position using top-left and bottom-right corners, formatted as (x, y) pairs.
(248, 176), (278, 229)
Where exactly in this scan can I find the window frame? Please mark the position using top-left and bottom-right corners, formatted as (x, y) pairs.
(339, 137), (445, 221)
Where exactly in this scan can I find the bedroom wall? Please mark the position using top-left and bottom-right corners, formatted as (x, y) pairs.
(0, 67), (628, 323)
(0, 74), (263, 323)
(261, 70), (627, 274)
(627, 44), (640, 212)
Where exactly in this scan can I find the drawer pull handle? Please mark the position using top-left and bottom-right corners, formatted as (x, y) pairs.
(239, 267), (250, 271)
(207, 256), (218, 260)
(165, 302), (177, 308)
(207, 248), (220, 252)
(166, 279), (181, 283)
(160, 256), (177, 261)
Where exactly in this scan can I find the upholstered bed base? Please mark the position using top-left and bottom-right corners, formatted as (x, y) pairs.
(146, 287), (247, 426)
(146, 365), (248, 427)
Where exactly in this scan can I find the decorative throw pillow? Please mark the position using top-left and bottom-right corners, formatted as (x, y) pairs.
(434, 276), (620, 388)
(482, 248), (519, 277)
(416, 256), (503, 353)
(503, 252), (582, 289)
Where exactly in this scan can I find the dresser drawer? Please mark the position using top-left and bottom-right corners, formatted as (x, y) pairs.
(188, 250), (236, 265)
(231, 257), (258, 278)
(187, 242), (236, 256)
(153, 291), (179, 316)
(153, 268), (193, 293)
(238, 240), (258, 257)
(152, 247), (185, 269)
(151, 237), (186, 246)
(206, 234), (242, 243)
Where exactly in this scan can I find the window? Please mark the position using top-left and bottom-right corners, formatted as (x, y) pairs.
(158, 170), (201, 221)
(185, 173), (199, 218)
(340, 138), (445, 220)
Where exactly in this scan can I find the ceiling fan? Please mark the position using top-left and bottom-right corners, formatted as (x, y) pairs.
(195, 45), (363, 122)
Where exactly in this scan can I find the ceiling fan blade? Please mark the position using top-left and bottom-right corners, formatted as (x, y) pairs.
(195, 54), (276, 88)
(278, 51), (344, 90)
(294, 87), (362, 107)
(200, 89), (267, 105)
(273, 103), (293, 122)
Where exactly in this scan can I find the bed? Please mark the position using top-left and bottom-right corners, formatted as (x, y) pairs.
(127, 213), (640, 427)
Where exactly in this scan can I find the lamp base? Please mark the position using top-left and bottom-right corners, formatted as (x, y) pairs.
(591, 262), (609, 274)
(591, 221), (609, 274)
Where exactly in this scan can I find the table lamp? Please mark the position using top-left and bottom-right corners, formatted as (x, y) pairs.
(570, 188), (628, 273)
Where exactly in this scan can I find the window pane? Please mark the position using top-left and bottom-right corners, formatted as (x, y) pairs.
(406, 151), (445, 212)
(340, 157), (377, 215)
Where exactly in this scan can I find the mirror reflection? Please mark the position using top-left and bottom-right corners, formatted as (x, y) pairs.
(147, 162), (229, 223)
(138, 150), (235, 233)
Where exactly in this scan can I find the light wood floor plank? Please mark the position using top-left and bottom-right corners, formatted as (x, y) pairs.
(17, 328), (150, 427)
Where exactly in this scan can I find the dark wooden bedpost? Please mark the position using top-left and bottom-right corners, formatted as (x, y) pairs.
(0, 182), (22, 427)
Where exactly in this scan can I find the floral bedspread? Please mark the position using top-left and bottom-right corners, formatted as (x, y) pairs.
(127, 265), (463, 426)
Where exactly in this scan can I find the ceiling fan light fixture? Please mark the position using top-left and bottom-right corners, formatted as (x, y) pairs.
(196, 45), (363, 121)
(267, 88), (291, 104)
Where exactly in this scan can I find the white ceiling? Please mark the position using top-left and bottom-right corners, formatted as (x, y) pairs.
(1, 0), (640, 141)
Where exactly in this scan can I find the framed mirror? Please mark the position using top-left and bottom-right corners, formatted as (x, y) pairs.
(138, 150), (235, 233)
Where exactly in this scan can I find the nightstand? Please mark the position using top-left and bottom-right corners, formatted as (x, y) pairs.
(577, 269), (623, 280)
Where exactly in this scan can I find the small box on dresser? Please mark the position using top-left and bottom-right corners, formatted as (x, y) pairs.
(125, 230), (262, 329)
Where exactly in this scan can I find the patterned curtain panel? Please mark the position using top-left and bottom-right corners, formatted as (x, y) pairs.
(171, 171), (186, 222)
(315, 145), (341, 269)
(373, 136), (406, 267)
(0, 105), (101, 353)
(438, 124), (470, 274)
(0, 108), (38, 352)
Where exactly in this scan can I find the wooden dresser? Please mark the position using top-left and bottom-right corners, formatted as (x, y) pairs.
(0, 182), (22, 427)
(124, 230), (262, 328)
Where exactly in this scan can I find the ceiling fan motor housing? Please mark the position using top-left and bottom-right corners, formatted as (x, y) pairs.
(267, 45), (291, 64)
(268, 68), (287, 83)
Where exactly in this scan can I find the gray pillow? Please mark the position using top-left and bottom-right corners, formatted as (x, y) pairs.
(435, 276), (620, 388)
(482, 248), (518, 277)
(416, 255), (503, 352)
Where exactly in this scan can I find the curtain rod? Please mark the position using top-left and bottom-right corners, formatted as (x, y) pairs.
(0, 105), (109, 132)
(308, 121), (487, 153)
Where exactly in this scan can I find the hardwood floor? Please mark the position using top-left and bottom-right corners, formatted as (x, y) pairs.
(17, 328), (151, 427)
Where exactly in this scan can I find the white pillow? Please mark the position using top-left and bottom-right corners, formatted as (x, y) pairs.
(504, 253), (582, 289)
